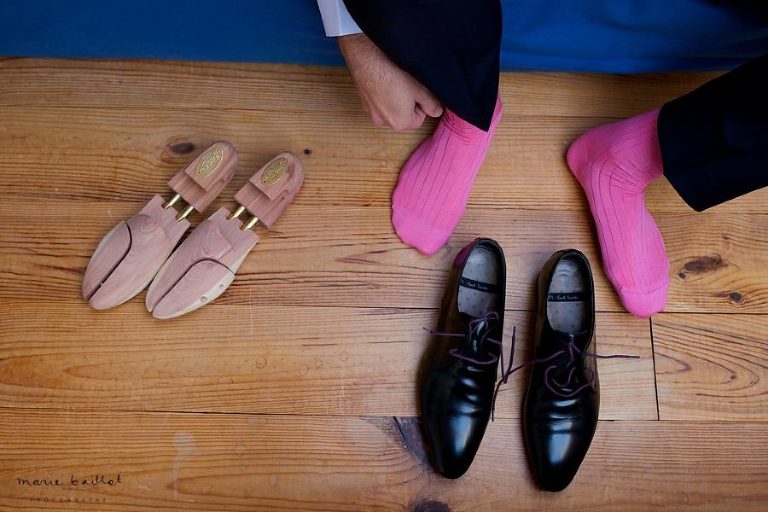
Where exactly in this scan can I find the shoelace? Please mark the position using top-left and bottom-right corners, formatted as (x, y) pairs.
(490, 333), (641, 420)
(426, 313), (640, 421)
(425, 310), (504, 366)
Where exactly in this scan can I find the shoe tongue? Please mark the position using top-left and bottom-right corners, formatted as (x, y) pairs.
(461, 313), (495, 353)
(554, 328), (590, 348)
(549, 329), (591, 387)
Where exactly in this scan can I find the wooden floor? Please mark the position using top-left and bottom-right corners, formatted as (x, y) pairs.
(0, 58), (766, 511)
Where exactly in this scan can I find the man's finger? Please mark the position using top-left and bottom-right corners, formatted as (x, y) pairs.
(409, 107), (427, 130)
(417, 90), (444, 118)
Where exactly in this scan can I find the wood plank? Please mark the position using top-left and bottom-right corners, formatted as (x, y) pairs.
(2, 105), (765, 214)
(2, 196), (766, 313)
(1, 410), (766, 511)
(1, 199), (611, 311)
(654, 313), (768, 421)
(0, 60), (362, 113)
(0, 302), (655, 420)
(662, 212), (768, 313)
(0, 58), (720, 118)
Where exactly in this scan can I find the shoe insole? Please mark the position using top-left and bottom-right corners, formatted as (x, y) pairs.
(457, 245), (499, 318)
(547, 258), (588, 334)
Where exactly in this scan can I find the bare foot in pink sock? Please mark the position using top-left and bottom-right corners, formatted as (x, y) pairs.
(392, 98), (502, 255)
(567, 108), (669, 318)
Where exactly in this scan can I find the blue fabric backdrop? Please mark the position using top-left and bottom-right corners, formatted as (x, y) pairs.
(1, 0), (766, 72)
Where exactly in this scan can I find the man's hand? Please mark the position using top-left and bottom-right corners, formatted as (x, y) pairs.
(339, 34), (443, 131)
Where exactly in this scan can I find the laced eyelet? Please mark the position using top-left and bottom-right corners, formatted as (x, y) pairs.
(425, 314), (641, 422)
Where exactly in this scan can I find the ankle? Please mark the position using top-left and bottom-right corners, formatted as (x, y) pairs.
(567, 108), (664, 187)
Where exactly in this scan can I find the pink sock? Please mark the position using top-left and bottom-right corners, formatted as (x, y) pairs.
(392, 98), (502, 255)
(567, 108), (669, 318)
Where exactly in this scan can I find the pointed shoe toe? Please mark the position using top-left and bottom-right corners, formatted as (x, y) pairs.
(421, 372), (490, 479)
(525, 416), (596, 491)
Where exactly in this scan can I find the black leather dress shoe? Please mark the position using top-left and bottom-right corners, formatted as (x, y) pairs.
(420, 238), (506, 479)
(524, 249), (598, 491)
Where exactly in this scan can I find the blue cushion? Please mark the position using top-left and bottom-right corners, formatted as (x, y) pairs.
(1, 0), (766, 72)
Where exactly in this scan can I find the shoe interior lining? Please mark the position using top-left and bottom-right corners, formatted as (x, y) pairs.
(457, 245), (499, 318)
(547, 258), (589, 334)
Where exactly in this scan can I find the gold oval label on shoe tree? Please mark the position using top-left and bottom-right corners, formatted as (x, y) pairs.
(196, 148), (224, 177)
(261, 157), (288, 185)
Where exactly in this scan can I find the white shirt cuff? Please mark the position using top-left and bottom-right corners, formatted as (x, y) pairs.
(317, 0), (363, 37)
